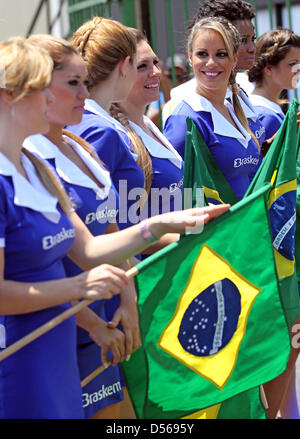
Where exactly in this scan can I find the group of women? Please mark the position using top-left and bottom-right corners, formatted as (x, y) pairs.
(0, 0), (299, 419)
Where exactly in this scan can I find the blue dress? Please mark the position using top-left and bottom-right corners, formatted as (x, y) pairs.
(24, 134), (124, 418)
(163, 94), (261, 201)
(66, 99), (145, 230)
(129, 116), (184, 221)
(226, 88), (266, 147)
(163, 83), (266, 148)
(0, 152), (83, 419)
(249, 94), (285, 140)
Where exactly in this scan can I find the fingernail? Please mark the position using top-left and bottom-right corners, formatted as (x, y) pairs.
(104, 362), (109, 369)
(126, 355), (131, 361)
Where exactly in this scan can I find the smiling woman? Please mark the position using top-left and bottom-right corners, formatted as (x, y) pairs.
(111, 29), (184, 249)
(163, 16), (261, 201)
(189, 26), (238, 96)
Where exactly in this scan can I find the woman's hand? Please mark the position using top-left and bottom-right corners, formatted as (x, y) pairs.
(78, 264), (129, 301)
(147, 203), (230, 239)
(106, 261), (141, 359)
(106, 295), (141, 360)
(88, 319), (126, 366)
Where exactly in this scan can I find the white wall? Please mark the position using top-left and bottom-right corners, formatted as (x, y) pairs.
(0, 0), (69, 40)
(0, 0), (48, 40)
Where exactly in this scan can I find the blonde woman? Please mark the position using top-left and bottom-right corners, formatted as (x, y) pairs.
(0, 36), (229, 419)
(163, 16), (261, 201)
(0, 37), (129, 419)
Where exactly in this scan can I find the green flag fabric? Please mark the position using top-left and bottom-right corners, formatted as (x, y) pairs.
(182, 117), (239, 207)
(295, 128), (300, 288)
(244, 99), (300, 327)
(122, 186), (290, 419)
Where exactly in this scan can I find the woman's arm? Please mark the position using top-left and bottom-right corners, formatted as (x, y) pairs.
(0, 247), (128, 315)
(67, 204), (230, 270)
(141, 233), (180, 254)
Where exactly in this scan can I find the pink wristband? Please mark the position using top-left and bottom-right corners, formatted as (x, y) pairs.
(139, 220), (158, 244)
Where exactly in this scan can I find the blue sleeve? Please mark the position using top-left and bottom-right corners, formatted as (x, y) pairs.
(163, 114), (191, 160)
(257, 112), (282, 140)
(81, 125), (128, 176)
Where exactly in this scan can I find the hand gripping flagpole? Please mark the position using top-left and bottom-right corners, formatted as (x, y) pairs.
(0, 266), (139, 363)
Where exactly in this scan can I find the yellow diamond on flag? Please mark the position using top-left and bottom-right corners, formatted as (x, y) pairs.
(181, 403), (221, 419)
(158, 244), (261, 389)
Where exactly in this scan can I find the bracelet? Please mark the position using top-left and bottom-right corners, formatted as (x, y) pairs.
(139, 220), (158, 244)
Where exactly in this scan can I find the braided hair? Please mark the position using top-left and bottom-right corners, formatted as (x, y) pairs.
(248, 28), (300, 86)
(70, 16), (137, 90)
(110, 28), (153, 205)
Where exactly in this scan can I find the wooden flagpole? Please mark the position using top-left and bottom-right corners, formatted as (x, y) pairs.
(81, 361), (113, 388)
(0, 266), (139, 362)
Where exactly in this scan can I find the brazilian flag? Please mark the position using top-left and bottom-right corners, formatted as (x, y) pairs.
(296, 129), (300, 288)
(182, 117), (239, 207)
(244, 99), (300, 327)
(121, 186), (290, 418)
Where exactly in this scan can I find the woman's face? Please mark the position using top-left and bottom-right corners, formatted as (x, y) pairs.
(14, 87), (54, 136)
(233, 19), (256, 71)
(47, 54), (89, 126)
(189, 29), (237, 94)
(268, 47), (300, 90)
(125, 40), (161, 107)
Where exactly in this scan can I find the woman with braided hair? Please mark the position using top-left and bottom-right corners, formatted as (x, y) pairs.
(64, 19), (153, 416)
(248, 28), (300, 420)
(110, 29), (184, 256)
(67, 17), (145, 231)
(248, 29), (300, 140)
(163, 16), (261, 201)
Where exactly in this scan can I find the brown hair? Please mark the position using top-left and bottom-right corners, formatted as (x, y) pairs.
(28, 34), (79, 71)
(248, 28), (300, 86)
(62, 129), (105, 168)
(71, 16), (137, 89)
(110, 28), (153, 201)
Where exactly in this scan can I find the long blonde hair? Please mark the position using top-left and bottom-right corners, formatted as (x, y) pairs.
(188, 17), (260, 151)
(0, 37), (72, 214)
(21, 148), (73, 214)
(27, 34), (79, 71)
(26, 34), (106, 203)
(0, 36), (53, 102)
